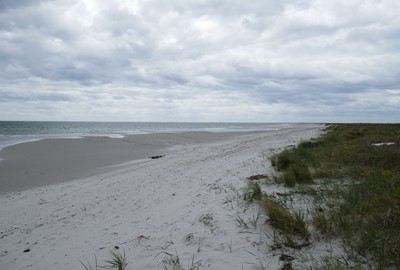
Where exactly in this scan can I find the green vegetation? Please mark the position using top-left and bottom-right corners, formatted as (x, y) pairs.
(261, 197), (309, 239)
(270, 149), (313, 186)
(81, 249), (128, 270)
(269, 124), (400, 269)
(103, 250), (128, 270)
(281, 162), (313, 187)
(243, 181), (263, 202)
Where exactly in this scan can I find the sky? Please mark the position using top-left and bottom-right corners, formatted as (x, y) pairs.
(0, 0), (399, 122)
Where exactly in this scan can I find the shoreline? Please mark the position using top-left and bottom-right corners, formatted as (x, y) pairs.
(0, 122), (300, 151)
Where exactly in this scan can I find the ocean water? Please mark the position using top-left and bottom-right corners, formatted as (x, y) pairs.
(0, 121), (293, 149)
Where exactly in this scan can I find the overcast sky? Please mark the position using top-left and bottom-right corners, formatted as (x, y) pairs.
(0, 0), (399, 122)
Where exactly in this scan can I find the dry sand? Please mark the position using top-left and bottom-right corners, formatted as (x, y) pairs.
(0, 124), (327, 270)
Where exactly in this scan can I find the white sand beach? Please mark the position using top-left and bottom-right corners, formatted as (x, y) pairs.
(0, 124), (322, 270)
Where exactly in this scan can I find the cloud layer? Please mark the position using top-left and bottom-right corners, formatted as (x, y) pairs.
(1, 0), (399, 122)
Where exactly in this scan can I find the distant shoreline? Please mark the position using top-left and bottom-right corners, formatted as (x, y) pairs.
(0, 121), (300, 151)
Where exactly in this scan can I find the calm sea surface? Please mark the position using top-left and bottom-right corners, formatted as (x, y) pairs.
(0, 121), (294, 149)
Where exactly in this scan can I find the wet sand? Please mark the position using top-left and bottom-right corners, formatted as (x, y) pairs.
(0, 131), (256, 193)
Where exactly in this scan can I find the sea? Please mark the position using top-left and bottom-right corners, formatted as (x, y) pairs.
(0, 121), (294, 150)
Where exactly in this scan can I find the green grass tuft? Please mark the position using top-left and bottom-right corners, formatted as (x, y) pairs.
(243, 181), (263, 202)
(280, 163), (312, 187)
(261, 197), (309, 239)
(81, 250), (128, 270)
(271, 151), (294, 171)
(312, 210), (330, 235)
(102, 250), (128, 270)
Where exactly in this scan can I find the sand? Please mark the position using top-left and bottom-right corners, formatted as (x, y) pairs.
(0, 124), (324, 270)
(0, 131), (255, 193)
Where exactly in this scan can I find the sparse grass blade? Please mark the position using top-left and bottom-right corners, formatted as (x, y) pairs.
(80, 255), (98, 270)
(312, 210), (330, 235)
(234, 215), (249, 229)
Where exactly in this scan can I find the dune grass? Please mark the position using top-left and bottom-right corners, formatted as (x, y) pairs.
(271, 149), (313, 187)
(103, 250), (128, 270)
(269, 124), (400, 268)
(243, 181), (263, 202)
(261, 197), (309, 240)
(81, 249), (128, 270)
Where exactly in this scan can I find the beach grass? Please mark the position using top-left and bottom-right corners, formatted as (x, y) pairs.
(81, 249), (128, 270)
(261, 196), (309, 239)
(243, 181), (263, 202)
(268, 124), (400, 268)
(103, 250), (128, 270)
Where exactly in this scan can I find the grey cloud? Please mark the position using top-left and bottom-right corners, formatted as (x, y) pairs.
(0, 0), (399, 122)
(0, 0), (54, 12)
(142, 0), (289, 17)
(0, 89), (73, 102)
